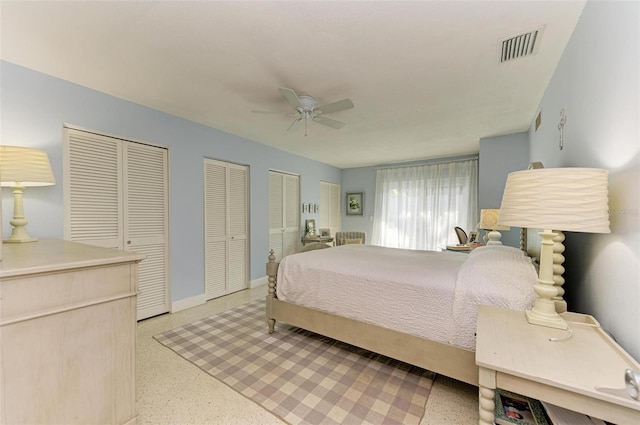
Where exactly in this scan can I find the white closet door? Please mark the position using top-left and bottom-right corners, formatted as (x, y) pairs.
(228, 164), (248, 293)
(124, 143), (170, 320)
(64, 129), (123, 249)
(320, 181), (341, 236)
(283, 174), (300, 255)
(204, 160), (228, 299)
(64, 126), (170, 320)
(269, 172), (285, 260)
(268, 171), (299, 261)
(204, 159), (248, 300)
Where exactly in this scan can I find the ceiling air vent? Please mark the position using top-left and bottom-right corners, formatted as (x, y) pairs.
(498, 26), (545, 63)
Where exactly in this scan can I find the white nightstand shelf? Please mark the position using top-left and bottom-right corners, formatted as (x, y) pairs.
(476, 305), (640, 425)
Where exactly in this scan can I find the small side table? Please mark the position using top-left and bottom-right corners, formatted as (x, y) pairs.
(302, 236), (334, 246)
(476, 305), (640, 425)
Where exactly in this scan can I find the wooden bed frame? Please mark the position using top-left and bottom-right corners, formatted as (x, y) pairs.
(265, 230), (566, 386)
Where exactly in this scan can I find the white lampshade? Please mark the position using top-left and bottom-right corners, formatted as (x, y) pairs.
(478, 209), (510, 231)
(0, 146), (56, 187)
(0, 146), (56, 243)
(497, 167), (610, 330)
(498, 168), (610, 234)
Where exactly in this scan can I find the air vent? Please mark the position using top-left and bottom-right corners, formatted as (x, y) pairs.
(499, 26), (545, 63)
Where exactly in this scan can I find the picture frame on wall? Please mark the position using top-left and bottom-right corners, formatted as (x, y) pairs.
(302, 203), (308, 213)
(346, 192), (363, 215)
(314, 203), (319, 213)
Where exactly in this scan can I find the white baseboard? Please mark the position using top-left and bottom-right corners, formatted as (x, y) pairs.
(171, 293), (207, 313)
(172, 279), (267, 313)
(250, 276), (268, 289)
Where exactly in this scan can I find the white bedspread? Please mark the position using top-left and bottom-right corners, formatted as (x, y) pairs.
(277, 244), (537, 350)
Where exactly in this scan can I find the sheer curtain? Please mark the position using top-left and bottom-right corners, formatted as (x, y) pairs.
(371, 159), (478, 251)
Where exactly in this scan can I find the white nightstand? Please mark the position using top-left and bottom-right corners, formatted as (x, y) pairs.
(475, 305), (640, 425)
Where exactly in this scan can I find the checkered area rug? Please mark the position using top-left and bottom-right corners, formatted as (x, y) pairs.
(154, 300), (435, 425)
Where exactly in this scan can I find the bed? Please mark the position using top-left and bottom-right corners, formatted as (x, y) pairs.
(265, 231), (566, 386)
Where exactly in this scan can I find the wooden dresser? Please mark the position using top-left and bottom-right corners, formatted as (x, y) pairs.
(0, 240), (145, 425)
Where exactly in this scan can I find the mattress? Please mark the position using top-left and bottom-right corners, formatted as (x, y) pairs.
(277, 244), (538, 350)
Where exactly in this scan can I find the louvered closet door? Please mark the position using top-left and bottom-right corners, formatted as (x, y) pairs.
(204, 159), (248, 300)
(228, 164), (248, 293)
(268, 172), (285, 260)
(268, 171), (300, 261)
(124, 143), (170, 320)
(64, 126), (170, 320)
(283, 174), (300, 255)
(64, 130), (123, 249)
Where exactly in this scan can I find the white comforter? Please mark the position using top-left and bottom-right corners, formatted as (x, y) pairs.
(277, 244), (537, 350)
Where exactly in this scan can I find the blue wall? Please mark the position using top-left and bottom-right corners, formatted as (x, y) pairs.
(478, 132), (530, 248)
(526, 0), (639, 359)
(1, 61), (340, 302)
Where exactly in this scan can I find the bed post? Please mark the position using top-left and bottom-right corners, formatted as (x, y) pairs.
(266, 249), (278, 334)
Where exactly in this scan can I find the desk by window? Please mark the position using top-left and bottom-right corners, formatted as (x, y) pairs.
(302, 236), (334, 246)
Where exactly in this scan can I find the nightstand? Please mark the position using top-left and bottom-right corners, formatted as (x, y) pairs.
(476, 305), (640, 425)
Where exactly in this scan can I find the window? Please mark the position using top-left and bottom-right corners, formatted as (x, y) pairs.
(371, 159), (478, 250)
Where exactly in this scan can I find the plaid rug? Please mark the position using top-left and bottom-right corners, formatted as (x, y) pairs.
(154, 300), (434, 425)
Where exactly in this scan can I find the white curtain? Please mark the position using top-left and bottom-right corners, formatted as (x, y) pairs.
(372, 159), (478, 250)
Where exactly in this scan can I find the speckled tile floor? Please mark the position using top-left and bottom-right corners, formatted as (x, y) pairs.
(136, 286), (479, 424)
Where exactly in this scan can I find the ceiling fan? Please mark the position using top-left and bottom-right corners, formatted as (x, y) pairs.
(252, 88), (354, 136)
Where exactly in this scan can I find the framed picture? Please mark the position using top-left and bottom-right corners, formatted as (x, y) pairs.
(468, 231), (479, 244)
(302, 203), (308, 213)
(305, 219), (316, 236)
(346, 192), (363, 215)
(320, 228), (330, 237)
(494, 389), (549, 425)
(314, 203), (319, 213)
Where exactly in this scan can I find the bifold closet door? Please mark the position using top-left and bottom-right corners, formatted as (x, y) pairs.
(268, 171), (299, 261)
(204, 158), (248, 300)
(64, 126), (170, 320)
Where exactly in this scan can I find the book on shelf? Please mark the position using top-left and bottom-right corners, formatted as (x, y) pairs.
(494, 389), (549, 425)
(541, 402), (609, 425)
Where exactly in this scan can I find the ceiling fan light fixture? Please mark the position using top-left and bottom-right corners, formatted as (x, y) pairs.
(253, 87), (354, 136)
(297, 95), (317, 112)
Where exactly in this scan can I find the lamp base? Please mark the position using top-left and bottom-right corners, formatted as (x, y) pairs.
(4, 227), (38, 243)
(525, 307), (567, 330)
(5, 186), (39, 243)
(4, 237), (38, 243)
(486, 230), (503, 245)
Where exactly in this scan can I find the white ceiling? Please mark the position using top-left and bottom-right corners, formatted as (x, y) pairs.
(1, 1), (586, 169)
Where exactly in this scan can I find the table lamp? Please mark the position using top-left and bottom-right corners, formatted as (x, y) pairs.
(498, 168), (610, 329)
(478, 208), (510, 245)
(0, 146), (56, 243)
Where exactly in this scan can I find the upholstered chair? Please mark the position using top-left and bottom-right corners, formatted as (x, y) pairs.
(334, 231), (366, 246)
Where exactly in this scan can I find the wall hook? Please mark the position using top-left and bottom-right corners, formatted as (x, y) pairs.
(558, 109), (567, 150)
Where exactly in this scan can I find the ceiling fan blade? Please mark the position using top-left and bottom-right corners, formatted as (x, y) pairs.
(313, 115), (345, 129)
(315, 99), (354, 115)
(287, 118), (303, 132)
(279, 87), (302, 109)
(251, 109), (298, 117)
